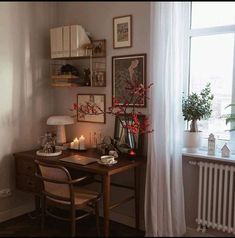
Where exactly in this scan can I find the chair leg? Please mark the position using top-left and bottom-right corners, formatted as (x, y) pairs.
(95, 201), (100, 237)
(41, 196), (45, 232)
(71, 207), (76, 237)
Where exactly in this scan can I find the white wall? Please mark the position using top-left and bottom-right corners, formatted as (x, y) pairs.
(55, 2), (150, 228)
(0, 2), (57, 220)
(0, 1), (150, 227)
(55, 2), (150, 144)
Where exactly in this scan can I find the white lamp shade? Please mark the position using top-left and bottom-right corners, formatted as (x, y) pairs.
(47, 115), (74, 144)
(47, 115), (74, 125)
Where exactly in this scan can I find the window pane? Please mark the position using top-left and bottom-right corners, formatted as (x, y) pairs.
(191, 2), (235, 29)
(189, 34), (234, 140)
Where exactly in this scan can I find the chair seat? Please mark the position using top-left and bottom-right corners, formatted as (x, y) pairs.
(47, 187), (100, 207)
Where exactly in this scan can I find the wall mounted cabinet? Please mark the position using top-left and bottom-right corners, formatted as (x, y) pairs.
(50, 25), (91, 58)
(50, 25), (106, 87)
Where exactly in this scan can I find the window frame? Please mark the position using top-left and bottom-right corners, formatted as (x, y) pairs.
(186, 2), (235, 152)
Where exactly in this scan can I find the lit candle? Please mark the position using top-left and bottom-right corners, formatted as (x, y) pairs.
(129, 149), (136, 161)
(73, 137), (79, 150)
(129, 149), (136, 156)
(70, 141), (75, 149)
(79, 135), (85, 150)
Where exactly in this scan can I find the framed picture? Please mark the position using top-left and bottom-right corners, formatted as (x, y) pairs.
(92, 71), (106, 87)
(92, 39), (106, 57)
(112, 53), (147, 107)
(77, 94), (106, 123)
(113, 15), (132, 49)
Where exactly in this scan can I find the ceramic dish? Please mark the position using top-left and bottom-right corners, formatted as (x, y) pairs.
(36, 149), (62, 157)
(97, 160), (118, 166)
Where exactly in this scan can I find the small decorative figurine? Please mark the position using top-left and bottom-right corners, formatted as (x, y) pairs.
(83, 68), (91, 86)
(41, 132), (56, 153)
(208, 133), (216, 156)
(221, 143), (230, 158)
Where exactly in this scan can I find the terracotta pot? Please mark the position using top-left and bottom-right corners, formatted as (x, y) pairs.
(183, 131), (202, 152)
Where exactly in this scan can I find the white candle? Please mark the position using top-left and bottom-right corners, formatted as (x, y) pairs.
(70, 141), (75, 149)
(79, 135), (85, 150)
(73, 137), (79, 150)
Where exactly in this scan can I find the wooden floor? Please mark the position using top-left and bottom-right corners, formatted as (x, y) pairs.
(0, 212), (144, 237)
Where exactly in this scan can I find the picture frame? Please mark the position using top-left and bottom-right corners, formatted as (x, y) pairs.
(92, 39), (106, 57)
(92, 70), (106, 87)
(113, 15), (132, 49)
(112, 53), (147, 107)
(114, 114), (145, 155)
(77, 94), (106, 123)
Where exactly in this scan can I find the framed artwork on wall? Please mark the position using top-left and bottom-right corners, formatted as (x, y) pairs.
(113, 15), (132, 49)
(77, 94), (106, 123)
(92, 39), (106, 57)
(112, 53), (147, 107)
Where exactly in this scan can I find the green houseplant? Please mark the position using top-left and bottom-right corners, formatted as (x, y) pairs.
(182, 83), (214, 151)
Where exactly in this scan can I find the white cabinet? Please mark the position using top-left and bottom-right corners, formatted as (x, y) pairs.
(50, 25), (91, 59)
(50, 27), (63, 58)
(62, 26), (70, 58)
(70, 25), (91, 57)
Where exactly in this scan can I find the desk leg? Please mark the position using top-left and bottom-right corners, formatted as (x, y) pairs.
(103, 175), (111, 237)
(134, 167), (141, 230)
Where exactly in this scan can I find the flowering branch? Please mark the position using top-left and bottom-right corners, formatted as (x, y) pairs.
(70, 79), (153, 135)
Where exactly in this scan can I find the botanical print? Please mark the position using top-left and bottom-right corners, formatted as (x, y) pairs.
(113, 55), (145, 106)
(117, 23), (128, 42)
(77, 94), (105, 123)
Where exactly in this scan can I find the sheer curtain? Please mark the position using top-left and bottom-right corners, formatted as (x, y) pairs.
(145, 2), (189, 236)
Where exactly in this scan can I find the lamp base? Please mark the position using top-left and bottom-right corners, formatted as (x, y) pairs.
(56, 125), (66, 144)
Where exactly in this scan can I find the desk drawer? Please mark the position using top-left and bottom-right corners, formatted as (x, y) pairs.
(15, 157), (35, 176)
(16, 175), (40, 194)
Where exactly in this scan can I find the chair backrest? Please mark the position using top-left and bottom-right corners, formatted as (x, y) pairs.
(35, 160), (73, 202)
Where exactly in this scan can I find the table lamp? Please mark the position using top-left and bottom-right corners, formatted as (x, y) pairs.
(47, 115), (74, 144)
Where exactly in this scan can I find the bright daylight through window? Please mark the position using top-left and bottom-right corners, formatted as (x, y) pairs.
(188, 2), (235, 149)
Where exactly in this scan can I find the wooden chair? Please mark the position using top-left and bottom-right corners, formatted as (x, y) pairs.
(35, 160), (101, 237)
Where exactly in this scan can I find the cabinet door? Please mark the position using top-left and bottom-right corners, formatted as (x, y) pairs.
(70, 25), (80, 57)
(70, 25), (90, 57)
(50, 27), (63, 59)
(63, 26), (70, 57)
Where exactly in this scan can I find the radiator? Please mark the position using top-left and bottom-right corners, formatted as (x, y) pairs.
(189, 161), (235, 234)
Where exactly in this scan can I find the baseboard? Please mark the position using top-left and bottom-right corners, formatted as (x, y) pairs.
(0, 202), (35, 223)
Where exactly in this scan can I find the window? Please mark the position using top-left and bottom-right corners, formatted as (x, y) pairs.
(188, 2), (235, 150)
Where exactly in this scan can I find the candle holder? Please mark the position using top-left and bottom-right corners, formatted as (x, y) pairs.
(69, 136), (87, 151)
(128, 149), (136, 161)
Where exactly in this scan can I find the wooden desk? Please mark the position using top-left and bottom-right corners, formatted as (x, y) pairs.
(14, 149), (145, 237)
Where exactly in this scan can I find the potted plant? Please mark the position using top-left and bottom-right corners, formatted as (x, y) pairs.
(182, 83), (214, 152)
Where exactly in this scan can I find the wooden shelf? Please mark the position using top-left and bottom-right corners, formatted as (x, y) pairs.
(52, 83), (82, 87)
(51, 75), (79, 80)
(51, 55), (105, 60)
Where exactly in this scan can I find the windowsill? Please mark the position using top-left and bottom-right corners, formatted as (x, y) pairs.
(182, 148), (235, 164)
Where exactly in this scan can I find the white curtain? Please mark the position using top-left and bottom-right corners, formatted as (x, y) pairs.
(145, 2), (189, 237)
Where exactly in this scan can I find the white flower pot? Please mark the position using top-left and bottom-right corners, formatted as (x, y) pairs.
(183, 131), (202, 153)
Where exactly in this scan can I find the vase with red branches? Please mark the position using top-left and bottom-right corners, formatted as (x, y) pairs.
(71, 78), (153, 155)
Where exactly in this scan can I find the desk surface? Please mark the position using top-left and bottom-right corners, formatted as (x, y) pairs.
(14, 149), (146, 176)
